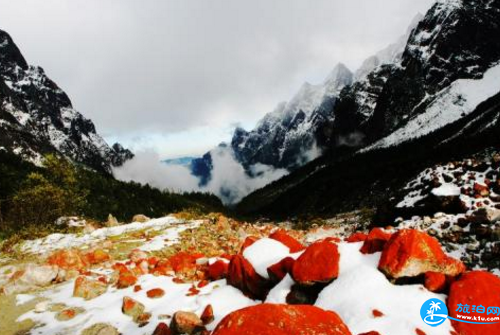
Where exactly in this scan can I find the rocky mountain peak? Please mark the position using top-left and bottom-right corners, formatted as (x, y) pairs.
(0, 28), (133, 172)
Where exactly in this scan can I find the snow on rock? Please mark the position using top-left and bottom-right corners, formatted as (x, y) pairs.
(431, 184), (461, 197)
(366, 62), (500, 150)
(242, 238), (290, 279)
(21, 216), (202, 255)
(315, 242), (454, 335)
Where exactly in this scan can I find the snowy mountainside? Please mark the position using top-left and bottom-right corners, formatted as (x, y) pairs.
(230, 62), (353, 170)
(0, 29), (132, 172)
(238, 0), (500, 216)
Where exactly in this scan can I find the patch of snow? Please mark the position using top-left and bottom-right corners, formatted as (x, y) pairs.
(265, 274), (294, 304)
(242, 238), (290, 279)
(19, 275), (257, 334)
(431, 184), (461, 197)
(16, 294), (36, 306)
(22, 216), (201, 255)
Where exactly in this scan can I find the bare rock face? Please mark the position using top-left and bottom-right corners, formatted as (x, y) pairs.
(0, 29), (133, 172)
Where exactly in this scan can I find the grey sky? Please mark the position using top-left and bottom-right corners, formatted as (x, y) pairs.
(0, 0), (435, 157)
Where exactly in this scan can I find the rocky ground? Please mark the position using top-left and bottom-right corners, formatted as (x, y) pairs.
(0, 205), (499, 335)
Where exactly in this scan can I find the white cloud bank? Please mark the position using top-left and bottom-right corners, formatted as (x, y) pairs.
(113, 146), (288, 205)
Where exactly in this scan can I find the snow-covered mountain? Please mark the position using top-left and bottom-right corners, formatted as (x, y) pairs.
(191, 63), (353, 185)
(0, 29), (132, 172)
(238, 0), (500, 216)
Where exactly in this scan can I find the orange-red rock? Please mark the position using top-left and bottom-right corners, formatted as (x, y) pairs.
(358, 332), (381, 335)
(291, 241), (339, 285)
(47, 249), (87, 271)
(360, 228), (392, 254)
(212, 304), (351, 335)
(201, 304), (214, 325)
(345, 232), (368, 243)
(147, 288), (165, 299)
(267, 257), (295, 282)
(378, 229), (465, 279)
(153, 322), (172, 335)
(415, 328), (426, 335)
(372, 309), (384, 318)
(84, 249), (111, 265)
(447, 271), (500, 335)
(227, 254), (270, 300)
(168, 252), (204, 273)
(424, 272), (447, 293)
(117, 271), (138, 289)
(207, 260), (229, 281)
(269, 230), (305, 253)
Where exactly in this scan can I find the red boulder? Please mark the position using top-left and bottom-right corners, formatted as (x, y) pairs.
(267, 257), (295, 282)
(269, 230), (305, 253)
(448, 271), (500, 335)
(291, 241), (340, 285)
(345, 232), (368, 243)
(378, 229), (465, 279)
(227, 254), (270, 300)
(212, 304), (351, 335)
(360, 228), (392, 254)
(207, 260), (229, 281)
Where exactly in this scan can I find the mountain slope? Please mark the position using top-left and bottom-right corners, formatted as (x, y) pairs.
(0, 29), (132, 173)
(237, 0), (500, 218)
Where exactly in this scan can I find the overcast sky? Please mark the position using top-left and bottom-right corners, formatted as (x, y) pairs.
(0, 0), (434, 158)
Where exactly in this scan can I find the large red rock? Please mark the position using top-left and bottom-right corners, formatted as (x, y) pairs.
(269, 230), (305, 253)
(345, 232), (368, 243)
(207, 260), (229, 281)
(378, 229), (465, 279)
(424, 272), (448, 293)
(227, 254), (270, 300)
(360, 228), (392, 254)
(291, 241), (340, 285)
(212, 304), (351, 335)
(448, 271), (500, 335)
(47, 249), (88, 271)
(267, 257), (295, 282)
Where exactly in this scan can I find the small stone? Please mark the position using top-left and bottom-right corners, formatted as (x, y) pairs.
(122, 296), (145, 322)
(200, 304), (214, 325)
(55, 307), (84, 321)
(132, 214), (150, 223)
(170, 311), (204, 335)
(147, 288), (165, 299)
(73, 276), (107, 300)
(105, 214), (120, 227)
(153, 322), (173, 335)
(34, 301), (50, 313)
(81, 323), (119, 335)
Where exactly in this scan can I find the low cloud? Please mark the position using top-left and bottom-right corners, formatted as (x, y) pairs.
(113, 146), (288, 205)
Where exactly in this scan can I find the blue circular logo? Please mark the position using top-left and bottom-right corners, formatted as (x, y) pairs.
(420, 298), (448, 327)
